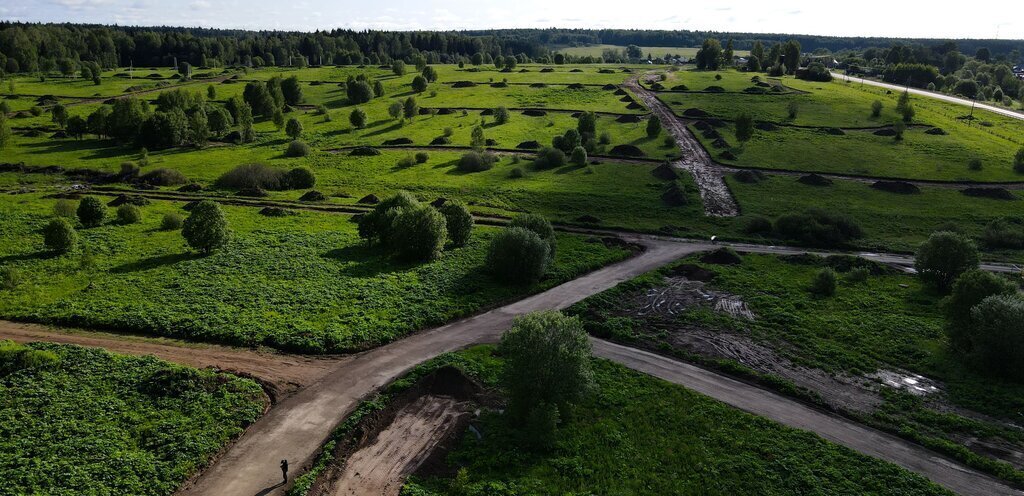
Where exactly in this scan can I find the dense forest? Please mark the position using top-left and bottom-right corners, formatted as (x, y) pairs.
(1, 23), (1022, 75)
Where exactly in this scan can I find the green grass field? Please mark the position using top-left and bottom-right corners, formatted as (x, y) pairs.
(0, 341), (264, 496)
(568, 253), (1024, 484)
(0, 194), (629, 353)
(399, 346), (948, 496)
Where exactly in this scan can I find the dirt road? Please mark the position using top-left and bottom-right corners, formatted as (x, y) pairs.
(833, 72), (1024, 122)
(625, 75), (739, 217)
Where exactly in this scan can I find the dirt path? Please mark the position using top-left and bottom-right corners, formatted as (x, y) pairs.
(328, 395), (467, 496)
(0, 320), (339, 401)
(626, 75), (739, 217)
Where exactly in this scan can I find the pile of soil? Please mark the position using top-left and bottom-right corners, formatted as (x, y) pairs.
(704, 86), (725, 92)
(575, 214), (601, 224)
(529, 83), (548, 88)
(570, 112), (582, 118)
(436, 108), (455, 115)
(490, 82), (508, 88)
(700, 247), (743, 265)
(683, 108), (709, 118)
(667, 263), (717, 282)
(823, 127), (845, 135)
(50, 131), (68, 139)
(259, 207), (296, 217)
(671, 84), (689, 91)
(571, 68), (584, 72)
(873, 128), (897, 136)
(107, 194), (151, 207)
(222, 131), (242, 143)
(350, 146), (381, 156)
(652, 162), (679, 180)
(925, 127), (947, 135)
(382, 138), (413, 146)
(711, 138), (730, 149)
(619, 95), (634, 102)
(451, 81), (477, 88)
(754, 122), (778, 131)
(357, 194), (380, 204)
(485, 138), (497, 146)
(693, 121), (712, 131)
(599, 69), (616, 74)
(609, 144), (644, 157)
(299, 190), (327, 202)
(661, 181), (688, 206)
(734, 170), (766, 183)
(871, 181), (921, 194)
(178, 183), (203, 193)
(743, 86), (768, 94)
(961, 187), (1016, 200)
(540, 67), (555, 73)
(429, 197), (447, 208)
(567, 83), (585, 89)
(479, 109), (494, 115)
(613, 89), (628, 96)
(430, 137), (451, 145)
(616, 115), (642, 123)
(521, 109), (546, 116)
(516, 140), (540, 149)
(702, 128), (722, 140)
(418, 108), (431, 115)
(237, 187), (268, 197)
(602, 84), (617, 90)
(705, 118), (726, 127)
(797, 174), (833, 186)
(626, 102), (644, 110)
(718, 150), (737, 160)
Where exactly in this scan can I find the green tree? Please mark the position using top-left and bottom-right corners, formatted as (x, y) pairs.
(438, 201), (473, 247)
(86, 106), (110, 137)
(348, 81), (374, 104)
(272, 109), (285, 130)
(349, 107), (367, 129)
(751, 41), (765, 66)
(76, 196), (106, 228)
(871, 100), (883, 117)
(116, 204), (142, 224)
(787, 101), (799, 119)
(285, 117), (302, 139)
(51, 103), (68, 129)
(358, 191), (419, 245)
(422, 66), (438, 82)
(735, 113), (754, 142)
(281, 75), (303, 105)
(206, 84), (217, 100)
(695, 38), (723, 70)
(470, 126), (486, 149)
(945, 269), (1018, 352)
(915, 231), (979, 292)
(237, 101), (255, 143)
(893, 120), (907, 141)
(577, 111), (597, 135)
(403, 97), (419, 119)
(570, 145), (587, 166)
(487, 227), (550, 284)
(810, 268), (837, 296)
(388, 101), (403, 120)
(392, 205), (447, 261)
(782, 40), (801, 74)
(646, 115), (661, 138)
(745, 55), (761, 72)
(493, 106), (510, 124)
(182, 200), (230, 254)
(188, 110), (209, 147)
(43, 218), (77, 253)
(0, 114), (9, 149)
(411, 75), (428, 93)
(392, 60), (406, 76)
(968, 295), (1024, 380)
(1013, 147), (1024, 173)
(509, 213), (556, 260)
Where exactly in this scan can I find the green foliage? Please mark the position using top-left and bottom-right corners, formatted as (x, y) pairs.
(532, 146), (566, 170)
(871, 100), (883, 117)
(43, 217), (78, 253)
(411, 75), (428, 93)
(645, 115), (661, 138)
(160, 213), (184, 231)
(509, 213), (556, 259)
(117, 204), (142, 225)
(0, 114), (10, 150)
(439, 201), (474, 247)
(286, 139), (311, 157)
(915, 231), (979, 292)
(569, 145), (587, 166)
(1014, 148), (1024, 174)
(391, 205), (448, 262)
(810, 267), (838, 296)
(76, 197), (106, 228)
(968, 295), (1024, 381)
(349, 107), (367, 129)
(53, 199), (76, 218)
(774, 209), (863, 247)
(281, 75), (303, 105)
(493, 106), (510, 124)
(486, 227), (550, 284)
(1, 266), (24, 290)
(457, 151), (496, 172)
(414, 151), (429, 163)
(285, 117), (303, 139)
(735, 112), (754, 142)
(357, 191), (419, 245)
(945, 269), (1018, 352)
(403, 97), (419, 119)
(183, 200), (230, 254)
(0, 343), (262, 495)
(285, 166), (316, 189)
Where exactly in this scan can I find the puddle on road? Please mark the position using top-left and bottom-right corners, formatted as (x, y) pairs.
(868, 370), (941, 396)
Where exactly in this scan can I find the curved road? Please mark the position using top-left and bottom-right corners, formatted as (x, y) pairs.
(832, 72), (1024, 122)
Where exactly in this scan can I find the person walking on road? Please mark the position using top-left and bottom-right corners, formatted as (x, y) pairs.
(280, 459), (289, 485)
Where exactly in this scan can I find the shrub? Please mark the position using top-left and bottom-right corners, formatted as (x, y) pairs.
(116, 204), (142, 224)
(53, 199), (77, 218)
(774, 209), (862, 247)
(968, 157), (983, 170)
(285, 117), (302, 139)
(914, 231), (979, 292)
(980, 217), (1024, 249)
(160, 213), (184, 230)
(139, 168), (188, 186)
(285, 167), (316, 189)
(1015, 147), (1024, 173)
(509, 213), (556, 260)
(1, 266), (24, 290)
(182, 200), (230, 254)
(216, 163), (287, 190)
(285, 140), (310, 157)
(357, 191), (419, 245)
(396, 155), (416, 168)
(968, 295), (1024, 381)
(845, 267), (870, 283)
(44, 218), (77, 253)
(743, 215), (773, 235)
(76, 197), (106, 227)
(415, 152), (429, 164)
(457, 151), (496, 172)
(570, 146), (587, 166)
(391, 205), (447, 261)
(487, 227), (550, 284)
(439, 200), (473, 247)
(533, 147), (566, 170)
(349, 107), (367, 129)
(509, 167), (525, 178)
(945, 269), (1018, 352)
(493, 106), (510, 124)
(810, 268), (837, 296)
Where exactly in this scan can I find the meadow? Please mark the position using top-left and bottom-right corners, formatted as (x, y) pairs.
(0, 194), (629, 353)
(0, 341), (264, 496)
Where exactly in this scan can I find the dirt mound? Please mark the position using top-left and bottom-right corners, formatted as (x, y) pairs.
(236, 187), (268, 197)
(700, 247), (743, 265)
(430, 137), (451, 145)
(516, 140), (541, 149)
(178, 183), (203, 193)
(479, 108), (494, 115)
(357, 194), (380, 204)
(50, 131), (68, 139)
(871, 181), (920, 194)
(575, 214), (601, 224)
(711, 138), (730, 149)
(798, 174), (833, 186)
(299, 190), (326, 202)
(521, 109), (546, 116)
(382, 137), (414, 146)
(451, 81), (477, 88)
(528, 83), (548, 88)
(490, 82), (508, 88)
(626, 102), (644, 110)
(652, 163), (679, 180)
(718, 151), (737, 160)
(570, 112), (582, 118)
(961, 187), (1016, 200)
(683, 108), (709, 118)
(435, 108), (455, 115)
(613, 88), (627, 95)
(823, 127), (845, 135)
(602, 84), (617, 90)
(694, 121), (712, 131)
(567, 83), (585, 89)
(671, 84), (689, 91)
(704, 85), (725, 92)
(615, 115), (641, 123)
(734, 170), (766, 183)
(107, 194), (151, 207)
(540, 67), (555, 73)
(754, 122), (778, 131)
(259, 207), (296, 217)
(873, 128), (897, 136)
(609, 144), (644, 157)
(667, 263), (717, 282)
(619, 95), (634, 102)
(418, 108), (431, 115)
(429, 197), (447, 208)
(349, 146), (381, 156)
(661, 181), (689, 206)
(925, 127), (947, 135)
(705, 118), (726, 127)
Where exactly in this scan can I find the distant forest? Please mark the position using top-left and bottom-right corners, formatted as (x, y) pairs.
(0, 23), (1022, 73)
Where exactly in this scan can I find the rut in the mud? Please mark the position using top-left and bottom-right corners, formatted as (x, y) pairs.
(626, 75), (739, 217)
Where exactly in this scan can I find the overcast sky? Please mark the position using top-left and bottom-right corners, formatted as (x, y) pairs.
(1, 0), (1021, 40)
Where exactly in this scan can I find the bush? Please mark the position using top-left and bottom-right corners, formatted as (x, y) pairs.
(53, 199), (77, 218)
(968, 295), (1024, 381)
(357, 191), (419, 245)
(415, 152), (429, 164)
(285, 167), (316, 189)
(285, 117), (303, 139)
(216, 163), (288, 190)
(44, 218), (77, 253)
(509, 213), (556, 260)
(139, 168), (188, 186)
(532, 147), (566, 170)
(487, 227), (550, 284)
(743, 215), (773, 235)
(391, 205), (447, 261)
(396, 156), (416, 168)
(774, 209), (862, 247)
(509, 167), (525, 179)
(915, 231), (979, 292)
(968, 157), (983, 170)
(810, 268), (837, 296)
(980, 217), (1024, 249)
(439, 201), (473, 247)
(285, 140), (310, 157)
(945, 269), (1018, 352)
(457, 151), (496, 173)
(182, 200), (230, 254)
(76, 197), (106, 227)
(845, 267), (870, 283)
(570, 146), (587, 166)
(116, 204), (142, 224)
(160, 213), (184, 230)
(1015, 147), (1024, 173)
(493, 106), (510, 124)
(2, 266), (24, 290)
